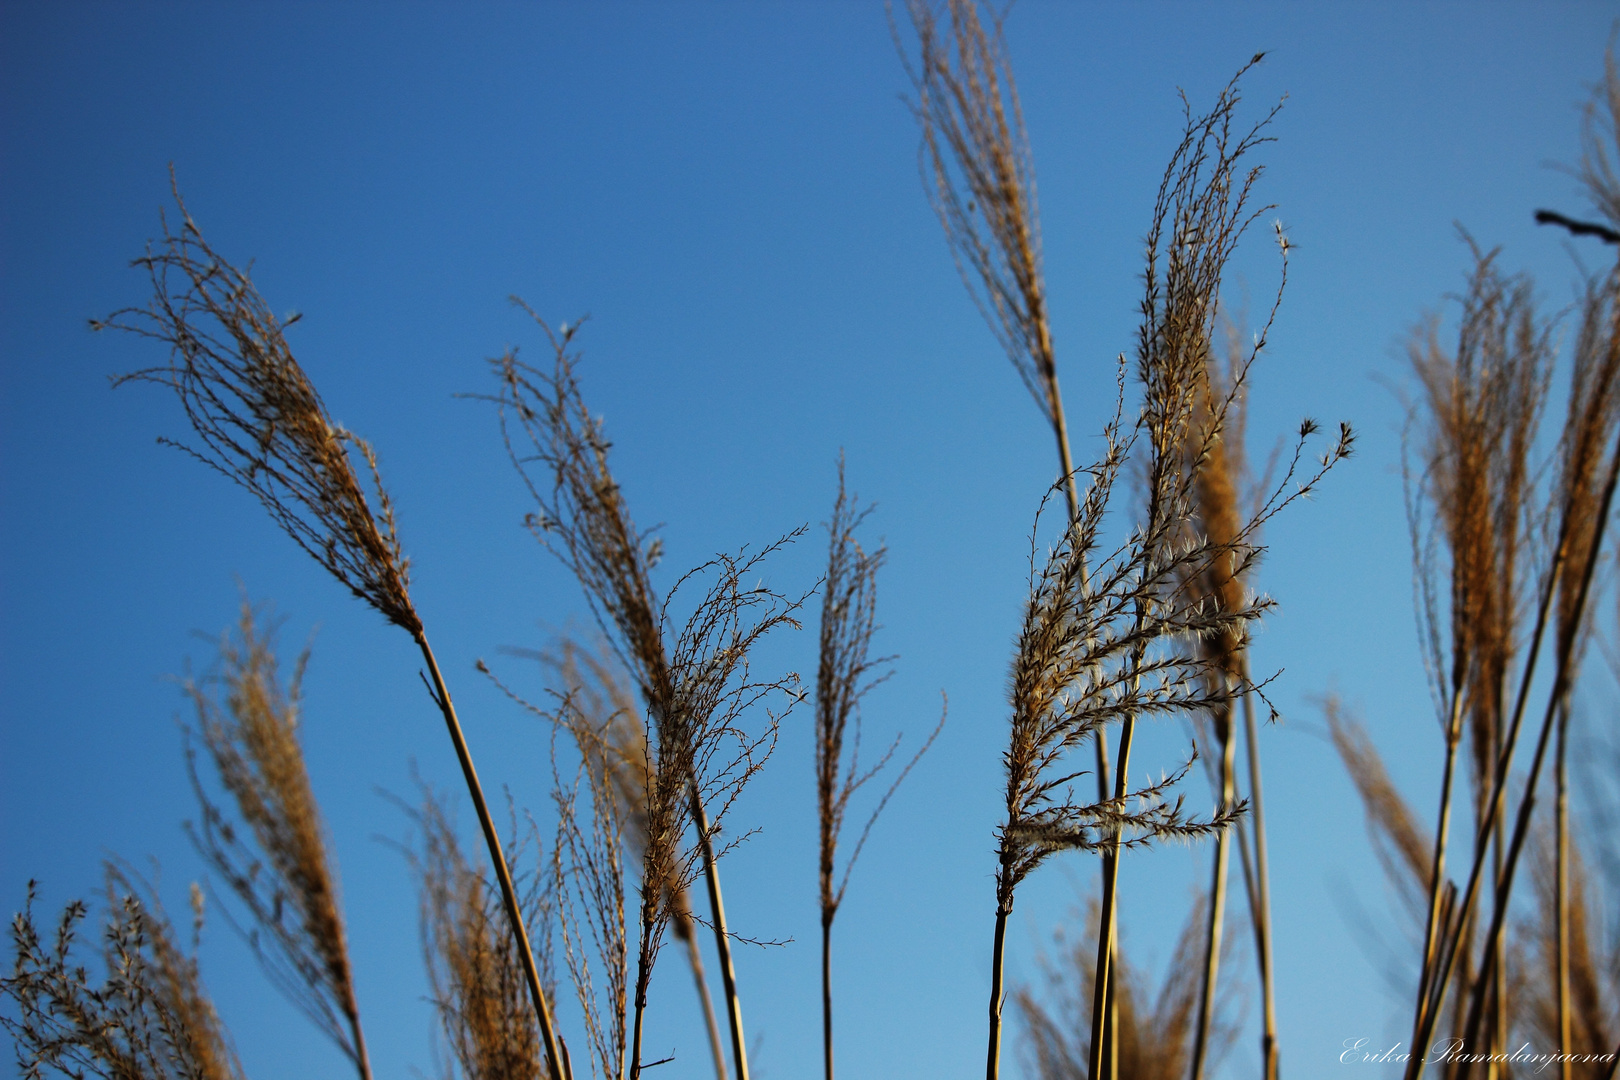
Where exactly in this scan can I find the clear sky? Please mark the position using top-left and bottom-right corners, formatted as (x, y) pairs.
(2, 3), (1616, 1079)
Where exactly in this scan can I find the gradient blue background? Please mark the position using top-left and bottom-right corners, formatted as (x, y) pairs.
(3, 3), (1615, 1078)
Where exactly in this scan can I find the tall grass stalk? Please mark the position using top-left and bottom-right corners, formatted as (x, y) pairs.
(491, 315), (803, 1080)
(1398, 245), (1552, 1069)
(814, 459), (941, 1080)
(99, 186), (567, 1080)
(536, 637), (728, 1080)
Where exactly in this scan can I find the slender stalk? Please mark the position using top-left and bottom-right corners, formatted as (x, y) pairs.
(1404, 481), (1574, 1079)
(1190, 689), (1237, 1080)
(629, 949), (650, 1080)
(822, 917), (834, 1080)
(685, 932), (729, 1080)
(1240, 684), (1279, 1080)
(1556, 701), (1571, 1080)
(986, 903), (1010, 1080)
(1089, 703), (1142, 1080)
(417, 634), (564, 1080)
(1409, 689), (1466, 1054)
(691, 789), (749, 1080)
(347, 1013), (373, 1080)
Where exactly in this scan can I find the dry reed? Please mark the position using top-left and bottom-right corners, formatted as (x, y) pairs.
(814, 459), (942, 1080)
(405, 788), (551, 1080)
(1513, 822), (1617, 1080)
(540, 638), (727, 1080)
(893, 0), (1120, 1063)
(2, 869), (244, 1080)
(183, 603), (370, 1079)
(99, 184), (566, 1080)
(1016, 896), (1241, 1080)
(1397, 244), (1551, 1074)
(1084, 53), (1349, 1080)
(491, 312), (804, 1080)
(1399, 246), (1620, 1080)
(897, 10), (1351, 1075)
(1180, 315), (1275, 1080)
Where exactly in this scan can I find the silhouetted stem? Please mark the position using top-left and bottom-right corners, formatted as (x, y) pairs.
(1239, 684), (1279, 1080)
(691, 787), (749, 1080)
(1556, 702), (1571, 1080)
(986, 902), (1010, 1080)
(822, 916), (834, 1080)
(347, 1009), (373, 1080)
(1190, 694), (1237, 1080)
(417, 634), (564, 1080)
(684, 931), (729, 1080)
(1411, 688), (1466, 1050)
(1089, 706), (1140, 1080)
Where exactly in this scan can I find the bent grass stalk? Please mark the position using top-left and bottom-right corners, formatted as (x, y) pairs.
(99, 185), (566, 1080)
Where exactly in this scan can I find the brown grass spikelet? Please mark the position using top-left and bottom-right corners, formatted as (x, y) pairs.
(490, 310), (806, 1080)
(535, 636), (722, 1080)
(99, 178), (418, 636)
(1514, 824), (1618, 1080)
(182, 602), (371, 1079)
(1, 869), (245, 1080)
(407, 788), (550, 1080)
(1015, 896), (1242, 1080)
(1324, 697), (1434, 918)
(1407, 243), (1551, 808)
(896, 0), (1055, 424)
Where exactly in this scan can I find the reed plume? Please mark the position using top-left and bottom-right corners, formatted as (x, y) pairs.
(491, 312), (804, 1080)
(1513, 822), (1617, 1080)
(1084, 55), (1350, 1080)
(1397, 244), (1551, 1072)
(1180, 316), (1275, 1080)
(183, 602), (371, 1079)
(898, 19), (1351, 1075)
(99, 183), (566, 1080)
(814, 459), (942, 1080)
(895, 0), (1084, 515)
(2, 870), (244, 1080)
(1016, 896), (1241, 1080)
(1402, 254), (1620, 1080)
(536, 637), (728, 1080)
(894, 0), (1121, 1060)
(406, 788), (551, 1080)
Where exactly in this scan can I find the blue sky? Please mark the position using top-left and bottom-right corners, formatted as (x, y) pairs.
(2, 3), (1616, 1079)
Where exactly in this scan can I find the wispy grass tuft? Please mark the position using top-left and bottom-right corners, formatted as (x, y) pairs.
(184, 602), (371, 1079)
(2, 869), (244, 1080)
(404, 788), (552, 1080)
(491, 312), (805, 1080)
(101, 184), (567, 1080)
